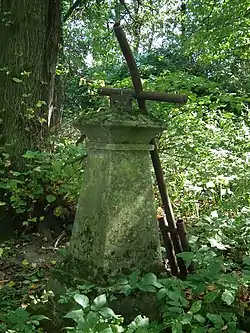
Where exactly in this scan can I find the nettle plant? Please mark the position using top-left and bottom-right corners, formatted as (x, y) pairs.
(0, 143), (86, 224)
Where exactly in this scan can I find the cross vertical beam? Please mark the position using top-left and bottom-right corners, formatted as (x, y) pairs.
(113, 22), (190, 279)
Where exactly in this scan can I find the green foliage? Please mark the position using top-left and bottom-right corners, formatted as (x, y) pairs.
(2, 1), (250, 331)
(184, 0), (250, 92)
(56, 261), (250, 332)
(63, 293), (125, 332)
(0, 308), (49, 333)
(0, 143), (86, 225)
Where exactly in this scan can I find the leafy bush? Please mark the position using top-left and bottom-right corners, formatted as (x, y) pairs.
(0, 142), (86, 227)
(0, 308), (48, 333)
(57, 260), (250, 333)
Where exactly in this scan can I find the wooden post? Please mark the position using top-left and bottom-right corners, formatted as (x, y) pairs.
(177, 219), (196, 273)
(158, 217), (178, 276)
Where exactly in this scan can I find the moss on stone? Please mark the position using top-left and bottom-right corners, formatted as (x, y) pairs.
(70, 108), (165, 280)
(75, 107), (165, 128)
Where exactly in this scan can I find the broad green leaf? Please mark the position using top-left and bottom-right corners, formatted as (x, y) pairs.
(12, 171), (21, 176)
(179, 296), (189, 307)
(157, 288), (167, 300)
(176, 252), (194, 261)
(120, 284), (132, 296)
(86, 311), (99, 326)
(172, 321), (182, 333)
(140, 273), (157, 286)
(195, 282), (205, 294)
(64, 309), (84, 321)
(207, 262), (221, 275)
(139, 285), (156, 292)
(74, 294), (89, 309)
(222, 289), (235, 305)
(168, 307), (182, 313)
(194, 314), (205, 323)
(129, 269), (140, 287)
(167, 301), (181, 307)
(167, 291), (181, 301)
(128, 315), (149, 328)
(207, 313), (224, 327)
(91, 294), (106, 310)
(180, 313), (192, 324)
(208, 238), (228, 250)
(46, 194), (56, 203)
(204, 291), (219, 303)
(189, 300), (202, 314)
(191, 327), (206, 333)
(99, 307), (117, 318)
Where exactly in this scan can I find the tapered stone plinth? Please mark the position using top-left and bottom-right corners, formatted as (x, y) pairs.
(70, 108), (164, 276)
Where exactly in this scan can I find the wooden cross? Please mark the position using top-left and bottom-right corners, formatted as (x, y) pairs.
(98, 87), (187, 111)
(97, 23), (194, 279)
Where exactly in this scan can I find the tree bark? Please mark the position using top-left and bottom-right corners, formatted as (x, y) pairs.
(0, 0), (61, 169)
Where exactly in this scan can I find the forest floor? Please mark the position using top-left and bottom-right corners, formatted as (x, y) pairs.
(0, 232), (69, 315)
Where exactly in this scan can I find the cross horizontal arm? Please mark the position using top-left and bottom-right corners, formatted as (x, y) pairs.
(98, 87), (187, 104)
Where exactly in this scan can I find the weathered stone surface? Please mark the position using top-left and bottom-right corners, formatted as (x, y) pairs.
(70, 108), (164, 277)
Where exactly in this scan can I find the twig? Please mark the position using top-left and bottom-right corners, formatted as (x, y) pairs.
(54, 232), (65, 249)
(0, 280), (9, 284)
(118, 0), (137, 24)
(63, 0), (83, 22)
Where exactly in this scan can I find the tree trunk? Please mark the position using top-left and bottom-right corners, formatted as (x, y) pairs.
(0, 0), (61, 169)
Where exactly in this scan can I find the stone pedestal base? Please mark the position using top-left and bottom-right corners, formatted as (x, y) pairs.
(70, 110), (164, 276)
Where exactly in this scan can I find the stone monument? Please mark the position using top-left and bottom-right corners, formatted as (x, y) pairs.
(69, 108), (164, 277)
